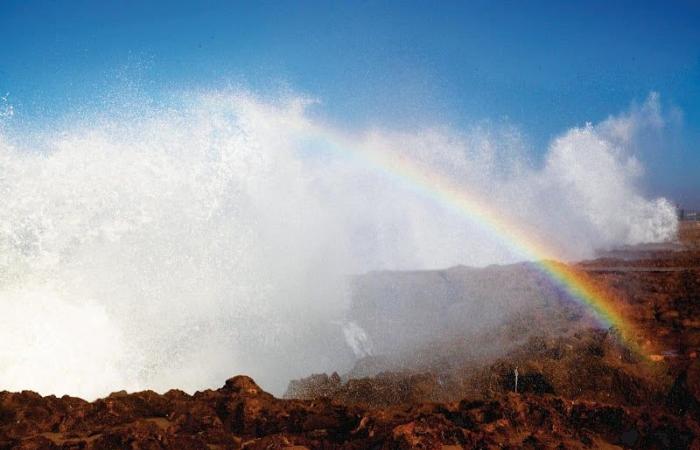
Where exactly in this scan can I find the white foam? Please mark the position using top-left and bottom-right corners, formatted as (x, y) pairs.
(0, 90), (677, 398)
(342, 321), (375, 358)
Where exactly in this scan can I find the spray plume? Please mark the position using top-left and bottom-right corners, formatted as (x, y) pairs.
(0, 90), (676, 398)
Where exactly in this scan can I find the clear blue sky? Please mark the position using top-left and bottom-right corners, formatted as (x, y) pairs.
(1, 0), (698, 203)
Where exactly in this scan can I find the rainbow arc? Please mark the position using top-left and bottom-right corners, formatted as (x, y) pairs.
(301, 125), (654, 358)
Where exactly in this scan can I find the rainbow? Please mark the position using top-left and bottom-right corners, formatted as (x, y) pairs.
(299, 125), (654, 359)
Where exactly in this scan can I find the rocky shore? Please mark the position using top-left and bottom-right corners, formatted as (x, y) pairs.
(2, 225), (699, 449)
(1, 373), (697, 449)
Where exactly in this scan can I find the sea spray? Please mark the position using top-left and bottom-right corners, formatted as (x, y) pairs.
(0, 90), (677, 399)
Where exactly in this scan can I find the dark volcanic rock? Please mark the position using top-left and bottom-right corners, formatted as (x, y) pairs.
(1, 377), (698, 449)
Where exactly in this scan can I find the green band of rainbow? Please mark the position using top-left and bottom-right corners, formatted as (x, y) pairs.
(297, 125), (652, 359)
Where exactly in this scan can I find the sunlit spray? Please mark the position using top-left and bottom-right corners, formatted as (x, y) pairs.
(0, 90), (676, 399)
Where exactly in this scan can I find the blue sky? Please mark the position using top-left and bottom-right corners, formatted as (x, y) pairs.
(1, 0), (699, 203)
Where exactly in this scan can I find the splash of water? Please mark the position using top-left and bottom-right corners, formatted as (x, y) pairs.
(0, 94), (13, 119)
(0, 90), (676, 399)
(341, 321), (375, 358)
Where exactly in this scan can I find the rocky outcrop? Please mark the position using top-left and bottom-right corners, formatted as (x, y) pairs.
(1, 376), (698, 449)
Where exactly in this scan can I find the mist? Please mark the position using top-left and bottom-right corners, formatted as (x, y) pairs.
(0, 89), (677, 399)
